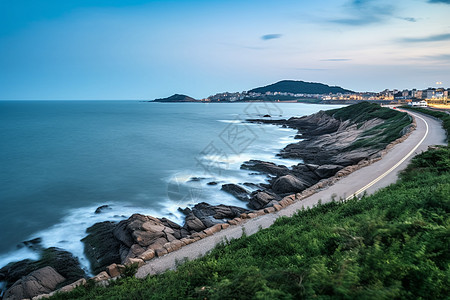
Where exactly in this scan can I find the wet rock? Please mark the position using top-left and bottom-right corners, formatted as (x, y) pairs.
(241, 160), (290, 177)
(94, 205), (111, 214)
(17, 238), (42, 251)
(0, 248), (85, 294)
(82, 221), (122, 275)
(221, 184), (250, 201)
(4, 266), (65, 300)
(207, 181), (218, 185)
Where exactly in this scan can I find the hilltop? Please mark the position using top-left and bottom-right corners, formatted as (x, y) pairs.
(152, 94), (198, 102)
(249, 80), (354, 94)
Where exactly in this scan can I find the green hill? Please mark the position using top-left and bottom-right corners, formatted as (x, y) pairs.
(153, 94), (198, 102)
(249, 80), (354, 94)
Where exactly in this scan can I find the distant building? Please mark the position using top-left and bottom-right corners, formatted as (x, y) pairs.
(408, 100), (427, 107)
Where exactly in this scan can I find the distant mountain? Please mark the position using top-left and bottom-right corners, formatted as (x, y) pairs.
(153, 94), (198, 102)
(249, 80), (354, 94)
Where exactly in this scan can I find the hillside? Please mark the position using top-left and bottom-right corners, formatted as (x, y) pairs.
(249, 80), (354, 94)
(153, 94), (197, 102)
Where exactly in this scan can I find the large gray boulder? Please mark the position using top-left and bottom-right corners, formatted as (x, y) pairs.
(272, 175), (309, 194)
(249, 191), (281, 210)
(314, 164), (343, 179)
(221, 184), (250, 202)
(4, 266), (65, 300)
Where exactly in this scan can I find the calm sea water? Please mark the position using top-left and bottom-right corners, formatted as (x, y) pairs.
(0, 101), (342, 271)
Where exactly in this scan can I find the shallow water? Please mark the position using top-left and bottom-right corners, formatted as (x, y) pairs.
(0, 101), (342, 271)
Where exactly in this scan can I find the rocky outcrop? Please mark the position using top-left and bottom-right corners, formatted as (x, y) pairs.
(221, 184), (250, 202)
(271, 175), (309, 194)
(241, 160), (290, 177)
(4, 266), (65, 300)
(248, 191), (281, 210)
(81, 203), (248, 274)
(82, 221), (122, 274)
(0, 247), (85, 295)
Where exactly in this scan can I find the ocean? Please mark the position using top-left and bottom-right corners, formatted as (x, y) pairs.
(0, 101), (342, 273)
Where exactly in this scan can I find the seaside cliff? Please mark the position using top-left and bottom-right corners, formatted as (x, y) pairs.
(0, 102), (414, 300)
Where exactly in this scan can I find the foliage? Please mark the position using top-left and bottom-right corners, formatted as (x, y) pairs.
(326, 102), (412, 150)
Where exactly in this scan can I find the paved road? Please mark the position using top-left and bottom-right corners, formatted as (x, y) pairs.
(136, 111), (447, 278)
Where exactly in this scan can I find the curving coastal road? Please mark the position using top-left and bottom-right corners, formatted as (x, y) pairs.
(136, 110), (447, 278)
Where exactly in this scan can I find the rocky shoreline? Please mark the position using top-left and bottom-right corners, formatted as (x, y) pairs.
(0, 104), (415, 300)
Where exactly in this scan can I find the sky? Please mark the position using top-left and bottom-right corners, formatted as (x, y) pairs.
(0, 0), (449, 100)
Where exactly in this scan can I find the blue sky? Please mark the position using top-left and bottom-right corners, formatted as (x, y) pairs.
(1, 0), (449, 100)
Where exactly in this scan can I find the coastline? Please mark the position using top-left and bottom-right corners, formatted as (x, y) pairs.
(1, 103), (423, 299)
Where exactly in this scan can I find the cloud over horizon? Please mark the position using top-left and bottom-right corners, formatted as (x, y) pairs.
(261, 34), (282, 40)
(428, 0), (450, 4)
(400, 33), (450, 43)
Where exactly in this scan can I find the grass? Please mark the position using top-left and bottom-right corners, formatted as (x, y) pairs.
(326, 102), (412, 150)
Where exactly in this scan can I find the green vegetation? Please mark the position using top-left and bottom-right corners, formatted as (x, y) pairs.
(249, 80), (354, 94)
(326, 102), (412, 150)
(50, 105), (449, 300)
(402, 107), (449, 142)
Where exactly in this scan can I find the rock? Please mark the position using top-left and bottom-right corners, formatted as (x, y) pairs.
(58, 278), (86, 293)
(184, 215), (207, 232)
(221, 184), (250, 201)
(314, 164), (343, 178)
(0, 247), (85, 295)
(249, 191), (281, 210)
(124, 258), (144, 268)
(17, 238), (42, 251)
(263, 114), (271, 117)
(82, 221), (122, 275)
(94, 205), (111, 214)
(106, 264), (121, 278)
(241, 160), (290, 177)
(4, 267), (65, 300)
(138, 249), (156, 261)
(92, 271), (110, 282)
(183, 202), (248, 232)
(207, 181), (218, 185)
(132, 230), (165, 247)
(272, 175), (309, 194)
(189, 177), (205, 182)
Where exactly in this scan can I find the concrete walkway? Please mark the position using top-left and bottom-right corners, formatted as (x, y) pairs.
(136, 111), (446, 279)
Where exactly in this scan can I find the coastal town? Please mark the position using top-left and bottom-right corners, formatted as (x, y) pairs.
(200, 86), (450, 107)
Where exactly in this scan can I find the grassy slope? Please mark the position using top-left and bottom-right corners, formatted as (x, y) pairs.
(325, 102), (412, 150)
(51, 107), (449, 300)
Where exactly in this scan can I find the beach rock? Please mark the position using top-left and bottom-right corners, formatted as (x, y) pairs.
(94, 205), (111, 214)
(0, 248), (85, 294)
(183, 202), (248, 232)
(272, 175), (309, 194)
(17, 238), (43, 251)
(249, 191), (281, 210)
(314, 164), (343, 178)
(207, 181), (218, 185)
(82, 221), (122, 275)
(4, 267), (65, 300)
(241, 160), (290, 177)
(221, 184), (250, 201)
